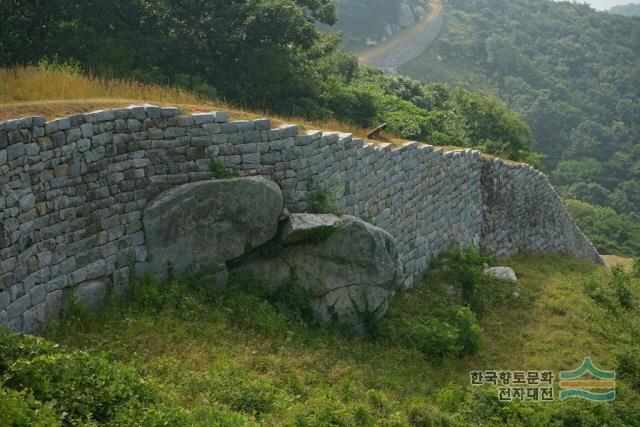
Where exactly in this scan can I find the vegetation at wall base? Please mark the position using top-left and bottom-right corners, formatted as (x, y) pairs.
(2, 252), (639, 425)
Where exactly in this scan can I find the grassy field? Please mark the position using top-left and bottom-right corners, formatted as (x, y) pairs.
(2, 252), (639, 426)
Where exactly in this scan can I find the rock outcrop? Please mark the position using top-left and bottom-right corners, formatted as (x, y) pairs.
(484, 267), (518, 283)
(236, 214), (403, 329)
(143, 177), (283, 280)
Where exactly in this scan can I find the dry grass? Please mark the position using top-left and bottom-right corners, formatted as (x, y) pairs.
(602, 255), (634, 272)
(0, 66), (208, 105)
(0, 66), (392, 144)
(0, 66), (471, 154)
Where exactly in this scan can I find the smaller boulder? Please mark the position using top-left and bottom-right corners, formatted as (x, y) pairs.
(484, 267), (518, 283)
(235, 215), (403, 330)
(281, 213), (342, 244)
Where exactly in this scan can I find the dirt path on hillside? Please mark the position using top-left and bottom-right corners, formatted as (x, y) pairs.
(356, 1), (443, 66)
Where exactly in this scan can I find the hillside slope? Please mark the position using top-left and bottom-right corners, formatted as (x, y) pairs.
(399, 0), (640, 257)
(2, 253), (639, 425)
(610, 3), (640, 15)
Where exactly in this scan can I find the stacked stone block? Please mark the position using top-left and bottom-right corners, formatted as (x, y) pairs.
(0, 105), (601, 333)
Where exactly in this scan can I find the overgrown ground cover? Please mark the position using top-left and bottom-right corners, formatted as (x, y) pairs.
(2, 252), (640, 426)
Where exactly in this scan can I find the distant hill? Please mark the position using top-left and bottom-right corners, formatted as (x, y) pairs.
(399, 0), (640, 257)
(327, 0), (431, 50)
(610, 3), (640, 15)
(329, 0), (640, 257)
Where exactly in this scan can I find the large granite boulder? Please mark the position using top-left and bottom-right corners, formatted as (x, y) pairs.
(235, 214), (403, 329)
(144, 177), (283, 279)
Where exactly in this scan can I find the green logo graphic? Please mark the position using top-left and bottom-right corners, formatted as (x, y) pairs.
(559, 357), (616, 401)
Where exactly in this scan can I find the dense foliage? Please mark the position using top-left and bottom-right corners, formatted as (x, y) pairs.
(402, 0), (640, 256)
(0, 0), (539, 163)
(2, 253), (640, 425)
(0, 0), (337, 115)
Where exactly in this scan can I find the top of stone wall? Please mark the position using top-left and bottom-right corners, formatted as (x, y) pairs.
(0, 103), (536, 173)
(0, 104), (230, 134)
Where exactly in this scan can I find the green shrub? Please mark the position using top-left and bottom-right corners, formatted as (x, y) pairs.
(373, 95), (430, 140)
(209, 159), (232, 179)
(633, 258), (640, 278)
(366, 389), (391, 416)
(208, 371), (276, 418)
(0, 387), (60, 427)
(322, 77), (377, 127)
(584, 268), (633, 310)
(583, 276), (612, 308)
(383, 313), (473, 359)
(454, 308), (482, 356)
(425, 248), (495, 315)
(3, 350), (153, 425)
(226, 271), (316, 328)
(617, 348), (640, 391)
(306, 179), (343, 215)
(611, 266), (634, 309)
(269, 276), (315, 324)
(0, 332), (58, 376)
(293, 398), (351, 427)
(406, 398), (451, 427)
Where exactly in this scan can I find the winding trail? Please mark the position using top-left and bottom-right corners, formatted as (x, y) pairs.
(356, 1), (443, 72)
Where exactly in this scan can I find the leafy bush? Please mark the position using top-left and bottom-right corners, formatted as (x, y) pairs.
(3, 350), (153, 425)
(208, 371), (276, 417)
(269, 276), (316, 324)
(454, 307), (482, 356)
(0, 333), (59, 376)
(633, 258), (640, 278)
(209, 159), (232, 179)
(611, 266), (634, 309)
(322, 77), (377, 127)
(0, 329), (157, 425)
(306, 179), (344, 215)
(380, 308), (480, 359)
(425, 248), (495, 315)
(0, 330), (257, 426)
(584, 267), (634, 310)
(293, 398), (351, 427)
(406, 398), (452, 427)
(0, 387), (60, 427)
(565, 200), (640, 258)
(617, 348), (640, 392)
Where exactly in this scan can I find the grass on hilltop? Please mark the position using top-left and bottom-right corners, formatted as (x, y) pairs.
(0, 64), (404, 144)
(2, 251), (640, 426)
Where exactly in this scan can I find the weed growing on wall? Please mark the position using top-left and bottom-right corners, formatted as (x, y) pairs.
(209, 159), (232, 179)
(306, 178), (344, 215)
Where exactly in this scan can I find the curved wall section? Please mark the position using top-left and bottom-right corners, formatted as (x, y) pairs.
(0, 105), (602, 332)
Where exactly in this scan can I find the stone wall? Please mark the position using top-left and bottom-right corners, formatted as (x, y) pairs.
(0, 105), (602, 332)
